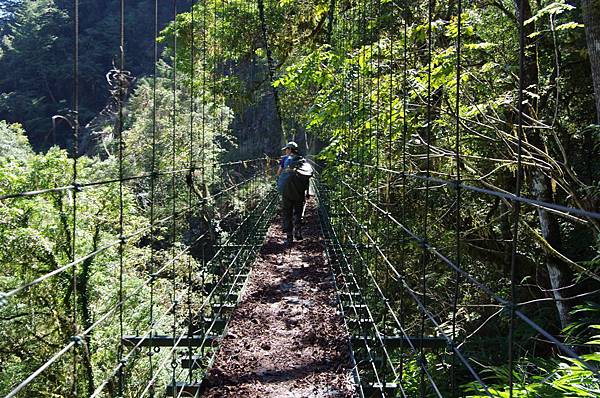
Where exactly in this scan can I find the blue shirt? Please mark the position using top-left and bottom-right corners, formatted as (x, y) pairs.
(277, 155), (295, 192)
(282, 155), (294, 169)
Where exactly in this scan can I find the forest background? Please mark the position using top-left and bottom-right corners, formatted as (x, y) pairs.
(0, 0), (599, 396)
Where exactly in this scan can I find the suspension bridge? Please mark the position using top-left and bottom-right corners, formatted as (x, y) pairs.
(0, 0), (599, 397)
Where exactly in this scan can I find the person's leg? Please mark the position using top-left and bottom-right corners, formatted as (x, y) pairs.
(282, 196), (294, 242)
(293, 198), (304, 240)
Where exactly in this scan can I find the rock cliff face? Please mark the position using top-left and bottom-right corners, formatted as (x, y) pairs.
(226, 57), (283, 160)
(225, 56), (323, 160)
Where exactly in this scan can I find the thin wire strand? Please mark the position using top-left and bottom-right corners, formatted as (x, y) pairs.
(400, 0), (409, 384)
(509, 0), (526, 394)
(0, 159), (269, 202)
(257, 0), (285, 139)
(338, 177), (599, 376)
(117, 0), (126, 394)
(71, 0), (80, 394)
(147, 0), (160, 394)
(334, 160), (600, 223)
(187, 0), (196, 385)
(419, 1), (433, 395)
(1, 162), (265, 303)
(451, 0), (463, 395)
(170, 2), (179, 394)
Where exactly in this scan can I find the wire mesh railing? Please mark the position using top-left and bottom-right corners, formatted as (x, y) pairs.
(0, 0), (282, 396)
(2, 0), (600, 397)
(311, 0), (600, 396)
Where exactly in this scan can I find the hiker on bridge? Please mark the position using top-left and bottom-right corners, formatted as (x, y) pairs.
(277, 141), (313, 245)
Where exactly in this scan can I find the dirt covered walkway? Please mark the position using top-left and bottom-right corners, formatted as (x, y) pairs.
(202, 199), (354, 397)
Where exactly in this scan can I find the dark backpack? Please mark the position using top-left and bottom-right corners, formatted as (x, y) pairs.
(287, 156), (314, 178)
(281, 156), (313, 201)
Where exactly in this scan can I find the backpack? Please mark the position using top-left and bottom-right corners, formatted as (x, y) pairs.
(287, 156), (314, 178)
(277, 155), (313, 201)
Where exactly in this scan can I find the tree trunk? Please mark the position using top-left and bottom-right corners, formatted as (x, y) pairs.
(530, 171), (574, 329)
(516, 0), (574, 330)
(582, 0), (600, 123)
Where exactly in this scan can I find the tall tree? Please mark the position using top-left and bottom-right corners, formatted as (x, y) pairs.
(515, 0), (575, 329)
(0, 0), (190, 151)
(0, 0), (21, 33)
(582, 0), (600, 123)
(0, 0), (72, 148)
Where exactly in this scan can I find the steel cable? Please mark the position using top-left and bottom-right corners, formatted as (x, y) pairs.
(336, 177), (599, 376)
(70, 0), (80, 393)
(450, 0), (463, 395)
(417, 0), (434, 395)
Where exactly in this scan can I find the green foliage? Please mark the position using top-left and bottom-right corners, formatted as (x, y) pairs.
(0, 0), (599, 395)
(269, 0), (599, 395)
(124, 60), (234, 174)
(0, 120), (30, 159)
(0, 0), (280, 387)
(0, 96), (242, 395)
(0, 0), (71, 147)
(464, 350), (600, 397)
(0, 0), (187, 151)
(0, 121), (173, 395)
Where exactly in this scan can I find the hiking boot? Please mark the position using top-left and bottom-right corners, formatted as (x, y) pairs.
(294, 230), (303, 241)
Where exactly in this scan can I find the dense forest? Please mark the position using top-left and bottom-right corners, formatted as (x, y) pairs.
(0, 0), (599, 396)
(0, 0), (193, 150)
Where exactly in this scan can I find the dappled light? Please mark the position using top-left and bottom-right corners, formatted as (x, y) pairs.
(0, 0), (599, 397)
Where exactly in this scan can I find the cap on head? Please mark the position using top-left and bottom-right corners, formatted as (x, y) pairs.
(281, 141), (299, 151)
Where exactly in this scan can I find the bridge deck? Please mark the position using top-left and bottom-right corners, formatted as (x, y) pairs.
(201, 199), (354, 397)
